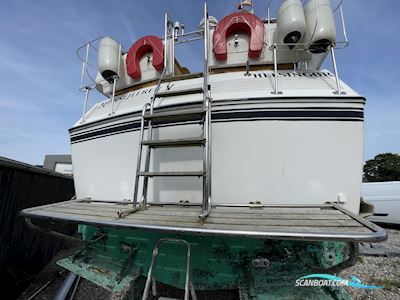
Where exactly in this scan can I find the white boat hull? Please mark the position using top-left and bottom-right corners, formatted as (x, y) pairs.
(70, 71), (365, 214)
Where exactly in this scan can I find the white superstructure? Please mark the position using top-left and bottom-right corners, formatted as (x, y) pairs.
(71, 0), (364, 215)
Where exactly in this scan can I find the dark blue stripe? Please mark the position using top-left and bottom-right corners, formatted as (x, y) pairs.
(70, 110), (363, 144)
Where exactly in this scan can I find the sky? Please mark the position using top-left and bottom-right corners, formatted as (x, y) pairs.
(0, 0), (399, 165)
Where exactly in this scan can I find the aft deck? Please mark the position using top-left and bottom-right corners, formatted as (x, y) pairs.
(21, 200), (386, 242)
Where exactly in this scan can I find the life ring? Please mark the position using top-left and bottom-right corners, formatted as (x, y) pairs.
(126, 35), (164, 80)
(213, 12), (265, 61)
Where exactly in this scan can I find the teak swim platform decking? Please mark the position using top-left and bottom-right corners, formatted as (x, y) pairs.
(21, 199), (386, 243)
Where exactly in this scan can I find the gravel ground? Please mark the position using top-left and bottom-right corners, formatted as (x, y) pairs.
(341, 227), (400, 300)
(19, 226), (400, 300)
(18, 247), (110, 300)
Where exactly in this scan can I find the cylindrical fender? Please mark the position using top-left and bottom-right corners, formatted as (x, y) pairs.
(213, 12), (265, 61)
(126, 35), (164, 80)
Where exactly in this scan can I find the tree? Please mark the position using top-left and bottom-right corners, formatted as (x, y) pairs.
(364, 153), (400, 182)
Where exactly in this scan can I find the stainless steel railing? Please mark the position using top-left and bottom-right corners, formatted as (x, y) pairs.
(132, 4), (212, 219)
(199, 2), (212, 220)
(76, 36), (125, 123)
(267, 0), (349, 95)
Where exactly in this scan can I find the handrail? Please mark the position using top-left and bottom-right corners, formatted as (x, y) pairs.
(266, 0), (349, 48)
(76, 37), (126, 89)
(141, 67), (169, 207)
(163, 13), (169, 71)
(199, 2), (211, 221)
(271, 44), (282, 95)
(267, 0), (349, 95)
(109, 44), (122, 115)
(78, 36), (124, 122)
(270, 40), (349, 50)
(132, 66), (169, 208)
(132, 102), (151, 208)
(131, 4), (212, 218)
(142, 238), (192, 300)
(330, 45), (344, 94)
(76, 36), (126, 64)
(80, 87), (91, 124)
(79, 0), (350, 123)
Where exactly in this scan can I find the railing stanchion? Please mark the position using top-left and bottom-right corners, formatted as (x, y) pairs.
(271, 44), (282, 94)
(267, 3), (271, 46)
(199, 2), (211, 221)
(80, 87), (90, 124)
(171, 19), (175, 76)
(330, 46), (344, 95)
(164, 13), (168, 69)
(109, 76), (117, 115)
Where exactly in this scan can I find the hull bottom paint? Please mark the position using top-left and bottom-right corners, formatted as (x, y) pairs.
(58, 225), (354, 299)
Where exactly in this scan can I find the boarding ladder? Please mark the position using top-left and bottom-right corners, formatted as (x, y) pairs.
(142, 238), (196, 300)
(131, 4), (212, 221)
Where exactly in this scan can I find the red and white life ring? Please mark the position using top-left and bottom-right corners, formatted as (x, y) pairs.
(213, 12), (265, 61)
(126, 35), (164, 80)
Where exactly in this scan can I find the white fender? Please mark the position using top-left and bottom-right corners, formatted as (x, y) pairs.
(304, 0), (336, 53)
(98, 37), (121, 82)
(277, 0), (306, 48)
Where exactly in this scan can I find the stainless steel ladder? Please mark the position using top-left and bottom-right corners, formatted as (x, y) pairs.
(131, 3), (211, 221)
(142, 238), (196, 300)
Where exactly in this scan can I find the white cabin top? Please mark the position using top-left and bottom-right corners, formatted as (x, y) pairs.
(75, 0), (353, 127)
